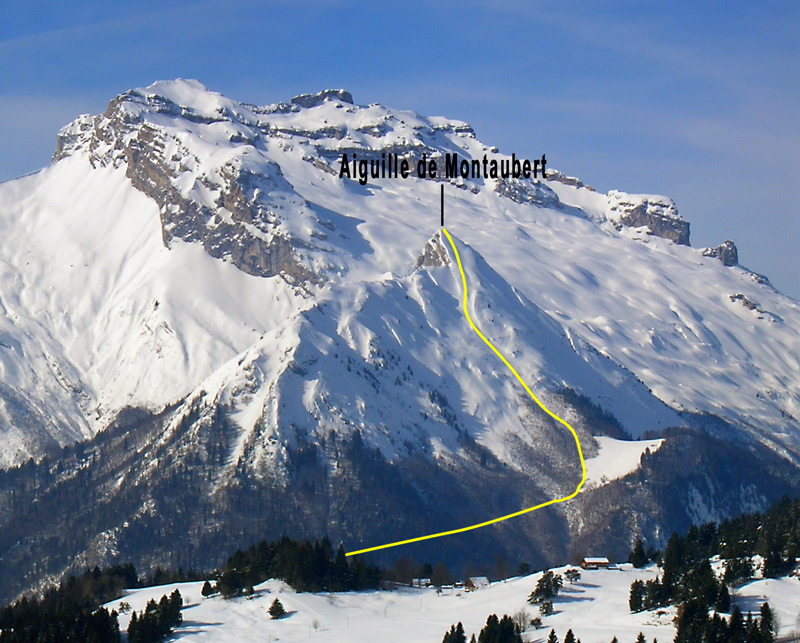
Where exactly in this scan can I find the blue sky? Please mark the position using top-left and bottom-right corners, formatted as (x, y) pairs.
(1, 1), (798, 296)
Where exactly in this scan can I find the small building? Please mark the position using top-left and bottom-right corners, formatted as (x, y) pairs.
(581, 557), (611, 570)
(465, 576), (490, 591)
(412, 577), (431, 588)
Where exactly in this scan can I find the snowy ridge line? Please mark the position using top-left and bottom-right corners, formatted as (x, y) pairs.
(346, 228), (587, 556)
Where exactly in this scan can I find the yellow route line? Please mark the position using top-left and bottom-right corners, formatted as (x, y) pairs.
(346, 228), (586, 557)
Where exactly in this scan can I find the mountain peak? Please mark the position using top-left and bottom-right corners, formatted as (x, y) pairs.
(415, 231), (451, 270)
(290, 88), (354, 108)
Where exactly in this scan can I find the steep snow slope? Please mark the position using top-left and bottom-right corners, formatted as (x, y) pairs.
(0, 156), (305, 466)
(165, 232), (680, 490)
(584, 437), (664, 488)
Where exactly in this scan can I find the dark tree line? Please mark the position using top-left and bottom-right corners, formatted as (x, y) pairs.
(673, 602), (774, 643)
(441, 614), (523, 643)
(0, 535), (382, 641)
(628, 496), (800, 614)
(127, 590), (182, 643)
(625, 497), (800, 642)
(145, 566), (203, 587)
(0, 565), (136, 642)
(210, 536), (381, 597)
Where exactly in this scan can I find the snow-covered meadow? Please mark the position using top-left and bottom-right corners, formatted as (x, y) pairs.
(105, 564), (800, 642)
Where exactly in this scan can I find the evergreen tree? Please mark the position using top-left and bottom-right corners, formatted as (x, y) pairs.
(478, 614), (499, 643)
(760, 603), (775, 641)
(333, 545), (350, 591)
(201, 580), (214, 597)
(268, 598), (286, 620)
(681, 559), (718, 608)
(728, 605), (745, 642)
(674, 599), (709, 643)
(723, 557), (753, 586)
(564, 629), (576, 643)
(476, 614), (521, 643)
(528, 571), (563, 604)
(495, 615), (522, 643)
(168, 589), (183, 628)
(762, 546), (790, 579)
(643, 577), (667, 610)
(547, 629), (559, 643)
(660, 533), (682, 599)
(629, 539), (648, 568)
(443, 622), (467, 643)
(636, 633), (646, 643)
(706, 613), (729, 643)
(127, 591), (181, 643)
(714, 583), (730, 613)
(744, 613), (762, 643)
(629, 580), (645, 612)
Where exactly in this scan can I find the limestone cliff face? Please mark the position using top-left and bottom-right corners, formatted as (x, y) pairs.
(52, 86), (337, 284)
(607, 190), (691, 245)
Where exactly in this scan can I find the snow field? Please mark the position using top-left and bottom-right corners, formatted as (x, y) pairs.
(104, 565), (800, 642)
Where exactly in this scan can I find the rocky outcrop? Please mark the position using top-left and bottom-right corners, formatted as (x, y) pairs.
(53, 87), (316, 284)
(729, 293), (781, 322)
(494, 177), (562, 209)
(415, 232), (451, 269)
(547, 169), (594, 191)
(703, 240), (738, 266)
(607, 191), (690, 246)
(291, 89), (353, 108)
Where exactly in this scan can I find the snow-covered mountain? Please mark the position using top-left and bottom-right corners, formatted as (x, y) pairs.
(0, 80), (798, 601)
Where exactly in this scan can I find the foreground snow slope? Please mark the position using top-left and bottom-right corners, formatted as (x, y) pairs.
(105, 566), (800, 643)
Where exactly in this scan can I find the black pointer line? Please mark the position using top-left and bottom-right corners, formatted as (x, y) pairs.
(440, 184), (444, 227)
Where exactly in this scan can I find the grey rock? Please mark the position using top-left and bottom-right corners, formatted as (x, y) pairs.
(54, 90), (315, 284)
(290, 89), (354, 108)
(415, 233), (451, 270)
(730, 292), (759, 310)
(495, 177), (562, 209)
(608, 191), (690, 246)
(703, 240), (738, 266)
(547, 169), (594, 191)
